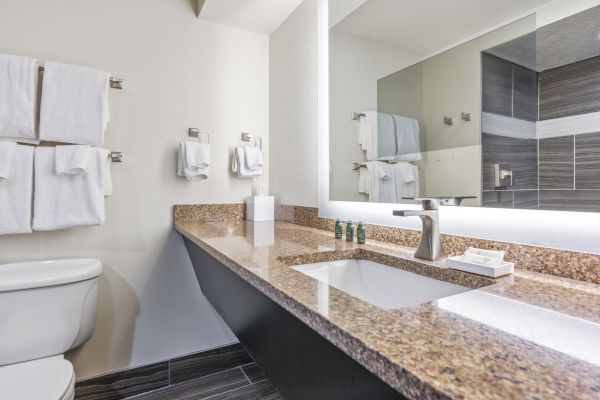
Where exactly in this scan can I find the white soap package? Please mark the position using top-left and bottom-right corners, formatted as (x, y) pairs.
(445, 247), (514, 278)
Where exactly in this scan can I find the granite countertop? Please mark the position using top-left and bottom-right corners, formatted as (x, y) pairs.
(175, 220), (600, 400)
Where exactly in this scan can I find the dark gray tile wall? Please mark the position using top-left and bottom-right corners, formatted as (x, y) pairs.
(482, 53), (513, 117)
(482, 133), (538, 191)
(539, 190), (600, 212)
(539, 136), (574, 189)
(513, 64), (538, 121)
(576, 132), (600, 189)
(482, 190), (514, 208)
(514, 190), (539, 209)
(539, 55), (600, 120)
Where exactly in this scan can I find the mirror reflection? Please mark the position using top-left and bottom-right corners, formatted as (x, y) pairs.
(329, 1), (600, 212)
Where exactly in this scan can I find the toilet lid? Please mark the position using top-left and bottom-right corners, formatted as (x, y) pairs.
(0, 358), (74, 400)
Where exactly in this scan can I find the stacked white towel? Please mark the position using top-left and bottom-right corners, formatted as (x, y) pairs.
(0, 54), (39, 144)
(39, 61), (110, 145)
(33, 147), (105, 231)
(98, 149), (113, 196)
(361, 161), (419, 202)
(0, 142), (17, 181)
(55, 145), (91, 175)
(0, 144), (34, 235)
(392, 115), (421, 162)
(232, 146), (263, 178)
(178, 142), (210, 180)
(358, 111), (421, 161)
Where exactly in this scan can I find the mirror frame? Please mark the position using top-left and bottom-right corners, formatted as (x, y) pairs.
(318, 0), (600, 254)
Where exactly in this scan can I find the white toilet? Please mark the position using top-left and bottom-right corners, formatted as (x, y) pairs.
(0, 259), (103, 400)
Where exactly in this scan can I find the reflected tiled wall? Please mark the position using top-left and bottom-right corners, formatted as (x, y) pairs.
(481, 52), (600, 212)
(481, 53), (539, 209)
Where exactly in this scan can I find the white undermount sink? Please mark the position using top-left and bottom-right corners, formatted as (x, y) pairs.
(293, 259), (472, 310)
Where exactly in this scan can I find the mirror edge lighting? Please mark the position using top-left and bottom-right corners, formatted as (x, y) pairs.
(318, 0), (600, 255)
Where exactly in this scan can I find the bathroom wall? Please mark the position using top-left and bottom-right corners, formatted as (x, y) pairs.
(0, 0), (269, 380)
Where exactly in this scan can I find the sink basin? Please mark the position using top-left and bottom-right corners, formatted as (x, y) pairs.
(293, 259), (472, 310)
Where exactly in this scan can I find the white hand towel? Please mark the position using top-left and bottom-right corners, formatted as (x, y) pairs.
(232, 146), (262, 178)
(0, 142), (17, 180)
(178, 142), (208, 180)
(184, 142), (210, 169)
(363, 111), (397, 161)
(33, 147), (105, 231)
(392, 162), (419, 200)
(0, 145), (34, 235)
(98, 149), (113, 196)
(243, 146), (263, 170)
(365, 161), (395, 203)
(39, 61), (110, 145)
(0, 54), (39, 144)
(55, 145), (91, 175)
(392, 115), (421, 162)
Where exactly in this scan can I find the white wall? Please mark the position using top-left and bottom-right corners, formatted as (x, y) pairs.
(269, 0), (319, 207)
(329, 29), (419, 202)
(0, 0), (269, 380)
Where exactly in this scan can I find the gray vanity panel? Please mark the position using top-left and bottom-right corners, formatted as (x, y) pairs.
(539, 136), (574, 189)
(576, 132), (600, 189)
(539, 55), (600, 120)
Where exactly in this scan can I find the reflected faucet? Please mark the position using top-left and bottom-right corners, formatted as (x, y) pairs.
(393, 198), (447, 261)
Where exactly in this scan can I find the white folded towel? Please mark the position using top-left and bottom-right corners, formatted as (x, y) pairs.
(392, 162), (419, 200)
(0, 145), (34, 235)
(243, 146), (263, 170)
(360, 111), (398, 161)
(55, 145), (91, 175)
(39, 61), (110, 145)
(232, 146), (262, 178)
(0, 54), (39, 144)
(392, 115), (421, 162)
(0, 142), (17, 180)
(33, 147), (105, 231)
(185, 141), (210, 169)
(98, 149), (113, 196)
(178, 142), (209, 180)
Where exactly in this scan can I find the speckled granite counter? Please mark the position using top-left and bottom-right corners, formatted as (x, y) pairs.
(175, 220), (600, 400)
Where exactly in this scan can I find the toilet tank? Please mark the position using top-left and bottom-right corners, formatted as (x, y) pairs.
(0, 259), (103, 366)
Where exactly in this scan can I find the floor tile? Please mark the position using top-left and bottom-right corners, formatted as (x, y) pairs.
(171, 344), (253, 385)
(241, 364), (268, 384)
(201, 380), (283, 400)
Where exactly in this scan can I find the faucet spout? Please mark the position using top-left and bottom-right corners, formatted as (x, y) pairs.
(393, 199), (447, 261)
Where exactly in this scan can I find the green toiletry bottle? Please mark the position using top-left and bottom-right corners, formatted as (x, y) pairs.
(335, 219), (343, 239)
(346, 221), (354, 242)
(357, 221), (366, 244)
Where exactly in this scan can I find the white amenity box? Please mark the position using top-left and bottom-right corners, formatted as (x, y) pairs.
(246, 196), (274, 221)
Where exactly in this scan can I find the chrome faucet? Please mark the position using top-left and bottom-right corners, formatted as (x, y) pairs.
(393, 198), (447, 261)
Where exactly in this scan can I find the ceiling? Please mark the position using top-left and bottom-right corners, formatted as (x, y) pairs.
(197, 0), (303, 35)
(332, 0), (554, 57)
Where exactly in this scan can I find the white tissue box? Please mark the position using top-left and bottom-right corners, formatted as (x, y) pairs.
(246, 196), (274, 221)
(445, 256), (514, 278)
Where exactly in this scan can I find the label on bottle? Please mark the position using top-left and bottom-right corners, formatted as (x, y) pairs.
(357, 224), (366, 244)
(335, 221), (343, 239)
(346, 222), (354, 242)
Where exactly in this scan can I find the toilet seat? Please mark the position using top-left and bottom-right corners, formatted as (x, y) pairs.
(0, 357), (75, 400)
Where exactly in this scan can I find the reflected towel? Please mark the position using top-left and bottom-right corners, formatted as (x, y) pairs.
(0, 54), (39, 144)
(361, 111), (397, 161)
(392, 115), (421, 161)
(39, 61), (110, 145)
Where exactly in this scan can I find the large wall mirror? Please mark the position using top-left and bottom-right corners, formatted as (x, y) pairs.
(329, 0), (600, 213)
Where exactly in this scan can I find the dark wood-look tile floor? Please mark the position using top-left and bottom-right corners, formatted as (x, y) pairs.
(128, 363), (283, 400)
